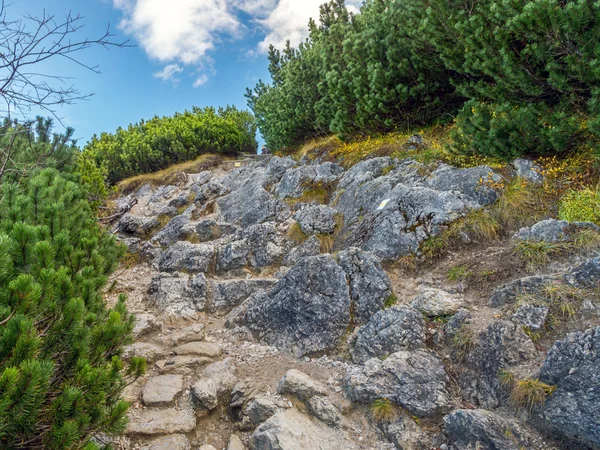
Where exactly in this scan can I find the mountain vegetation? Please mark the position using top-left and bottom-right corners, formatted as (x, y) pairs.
(247, 0), (600, 158)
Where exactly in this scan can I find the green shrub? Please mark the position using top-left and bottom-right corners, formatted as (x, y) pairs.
(0, 169), (145, 448)
(451, 101), (583, 159)
(559, 188), (600, 225)
(83, 106), (257, 184)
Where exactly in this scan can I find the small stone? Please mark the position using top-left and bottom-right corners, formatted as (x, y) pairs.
(226, 434), (245, 450)
(127, 405), (196, 435)
(142, 375), (184, 407)
(512, 304), (549, 331)
(133, 313), (161, 338)
(140, 434), (191, 450)
(123, 342), (166, 363)
(277, 369), (327, 402)
(411, 287), (463, 317)
(158, 324), (206, 346)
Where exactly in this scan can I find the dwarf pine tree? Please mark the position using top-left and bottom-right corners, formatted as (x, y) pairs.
(0, 168), (145, 449)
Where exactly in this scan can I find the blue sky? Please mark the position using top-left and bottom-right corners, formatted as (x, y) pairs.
(7, 0), (362, 146)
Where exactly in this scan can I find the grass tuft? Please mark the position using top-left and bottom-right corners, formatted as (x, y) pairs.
(451, 326), (475, 361)
(498, 369), (516, 389)
(447, 265), (474, 282)
(558, 187), (600, 225)
(287, 222), (308, 244)
(370, 398), (398, 423)
(317, 234), (335, 253)
(384, 293), (398, 308)
(509, 378), (556, 411)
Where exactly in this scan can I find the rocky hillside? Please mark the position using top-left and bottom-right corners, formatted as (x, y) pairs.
(106, 149), (600, 450)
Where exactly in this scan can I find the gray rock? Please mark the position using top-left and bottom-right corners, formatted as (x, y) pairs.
(119, 236), (142, 253)
(127, 402), (196, 435)
(118, 213), (159, 237)
(512, 304), (549, 331)
(514, 218), (599, 243)
(336, 248), (392, 323)
(191, 359), (237, 411)
(283, 235), (321, 266)
(215, 239), (250, 272)
(459, 320), (537, 408)
(411, 288), (464, 317)
(123, 342), (166, 363)
(427, 165), (502, 206)
(211, 279), (276, 314)
(246, 395), (289, 426)
(565, 256), (600, 289)
(249, 408), (354, 450)
(157, 324), (205, 346)
(174, 342), (222, 358)
(147, 272), (209, 317)
(513, 158), (544, 184)
(227, 434), (245, 450)
(306, 396), (341, 427)
(534, 326), (600, 449)
(151, 214), (191, 246)
(294, 205), (339, 235)
(378, 415), (432, 450)
(158, 241), (215, 273)
(489, 275), (556, 307)
(244, 255), (351, 356)
(140, 434), (191, 450)
(445, 409), (547, 450)
(133, 313), (161, 338)
(445, 308), (472, 338)
(343, 349), (451, 417)
(351, 306), (425, 364)
(266, 156), (297, 180)
(277, 369), (327, 402)
(142, 375), (184, 407)
(274, 162), (343, 199)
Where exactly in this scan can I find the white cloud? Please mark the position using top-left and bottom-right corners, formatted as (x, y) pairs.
(153, 63), (184, 83)
(113, 0), (365, 85)
(193, 74), (210, 87)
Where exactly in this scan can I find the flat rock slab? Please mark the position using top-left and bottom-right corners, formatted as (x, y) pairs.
(140, 434), (191, 450)
(142, 374), (184, 407)
(175, 341), (222, 358)
(128, 405), (196, 435)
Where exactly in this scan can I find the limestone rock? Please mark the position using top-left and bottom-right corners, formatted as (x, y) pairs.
(133, 313), (161, 338)
(565, 256), (600, 289)
(514, 218), (598, 243)
(489, 275), (556, 307)
(158, 242), (215, 273)
(227, 434), (246, 450)
(142, 375), (184, 407)
(534, 326), (600, 449)
(211, 279), (276, 314)
(191, 359), (237, 411)
(245, 395), (289, 426)
(147, 272), (209, 317)
(351, 306), (425, 363)
(343, 349), (451, 417)
(277, 369), (327, 402)
(118, 213), (159, 237)
(445, 409), (548, 450)
(128, 403), (196, 435)
(294, 205), (338, 235)
(140, 434), (191, 450)
(411, 288), (463, 317)
(157, 324), (206, 346)
(306, 396), (341, 427)
(512, 158), (544, 184)
(512, 304), (549, 331)
(123, 342), (166, 363)
(174, 342), (222, 358)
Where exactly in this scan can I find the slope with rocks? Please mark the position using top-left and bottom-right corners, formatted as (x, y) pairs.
(104, 144), (600, 450)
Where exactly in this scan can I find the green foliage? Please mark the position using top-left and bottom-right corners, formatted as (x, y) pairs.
(370, 398), (398, 422)
(451, 101), (583, 159)
(451, 326), (475, 361)
(447, 265), (473, 283)
(0, 169), (143, 448)
(83, 106), (257, 184)
(249, 0), (600, 158)
(559, 188), (600, 225)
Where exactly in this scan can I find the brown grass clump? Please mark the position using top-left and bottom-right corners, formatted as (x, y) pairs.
(370, 398), (399, 423)
(287, 222), (308, 244)
(509, 378), (556, 411)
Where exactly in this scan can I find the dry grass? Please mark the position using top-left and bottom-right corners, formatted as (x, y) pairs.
(370, 398), (399, 423)
(451, 326), (475, 361)
(317, 234), (335, 253)
(447, 265), (474, 282)
(498, 369), (516, 389)
(287, 222), (308, 244)
(509, 378), (556, 411)
(116, 154), (224, 195)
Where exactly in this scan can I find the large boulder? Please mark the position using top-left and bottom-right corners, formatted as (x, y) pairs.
(459, 321), (537, 409)
(445, 409), (548, 450)
(211, 278), (276, 314)
(351, 306), (425, 363)
(244, 255), (351, 357)
(534, 327), (600, 449)
(147, 272), (209, 317)
(426, 164), (501, 206)
(244, 252), (391, 356)
(343, 349), (451, 417)
(142, 375), (184, 407)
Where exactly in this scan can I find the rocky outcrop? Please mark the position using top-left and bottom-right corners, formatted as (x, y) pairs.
(512, 158), (544, 184)
(293, 204), (339, 235)
(344, 349), (451, 417)
(565, 256), (600, 289)
(514, 218), (598, 242)
(158, 242), (215, 273)
(534, 326), (600, 449)
(445, 409), (548, 450)
(351, 306), (425, 363)
(148, 272), (209, 317)
(459, 320), (537, 409)
(244, 252), (391, 356)
(489, 275), (556, 307)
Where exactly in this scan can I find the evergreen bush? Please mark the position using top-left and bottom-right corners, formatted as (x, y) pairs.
(0, 169), (145, 449)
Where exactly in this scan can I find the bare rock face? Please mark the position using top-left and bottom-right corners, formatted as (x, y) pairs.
(118, 213), (159, 237)
(459, 320), (537, 409)
(294, 204), (338, 235)
(445, 409), (549, 450)
(343, 349), (451, 417)
(534, 326), (600, 450)
(158, 242), (215, 273)
(514, 218), (598, 243)
(244, 251), (391, 357)
(351, 306), (426, 363)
